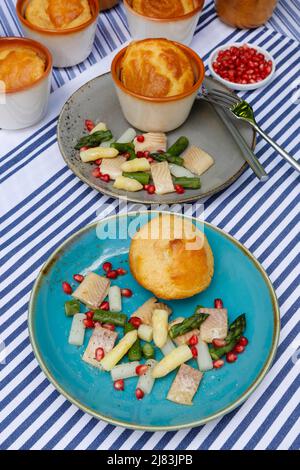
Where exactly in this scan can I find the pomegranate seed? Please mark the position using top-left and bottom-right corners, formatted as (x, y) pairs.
(62, 282), (72, 295)
(95, 347), (105, 361)
(233, 344), (245, 354)
(238, 336), (249, 347)
(123, 152), (130, 159)
(135, 388), (144, 400)
(212, 338), (227, 348)
(100, 301), (110, 311)
(85, 119), (95, 132)
(86, 311), (94, 320)
(146, 184), (155, 195)
(144, 184), (150, 191)
(116, 268), (127, 276)
(102, 323), (115, 331)
(175, 184), (185, 194)
(84, 318), (95, 328)
(136, 135), (145, 143)
(214, 298), (223, 309)
(129, 317), (142, 329)
(92, 167), (101, 178)
(136, 364), (148, 376)
(103, 262), (112, 272)
(213, 359), (225, 369)
(226, 351), (238, 363)
(147, 157), (154, 163)
(80, 146), (90, 152)
(95, 158), (102, 165)
(100, 174), (110, 183)
(143, 151), (150, 158)
(106, 270), (118, 279)
(190, 346), (198, 358)
(121, 288), (133, 298)
(73, 273), (84, 283)
(114, 379), (124, 391)
(137, 151), (144, 158)
(188, 335), (199, 346)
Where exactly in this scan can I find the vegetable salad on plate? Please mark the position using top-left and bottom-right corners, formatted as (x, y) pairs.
(63, 260), (248, 405)
(74, 120), (215, 196)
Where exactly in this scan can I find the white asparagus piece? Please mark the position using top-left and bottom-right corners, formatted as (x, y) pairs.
(80, 147), (119, 162)
(113, 176), (143, 192)
(68, 314), (86, 346)
(130, 297), (158, 325)
(73, 272), (110, 308)
(100, 156), (126, 180)
(169, 163), (196, 178)
(83, 325), (118, 368)
(90, 122), (107, 134)
(110, 361), (139, 381)
(182, 146), (214, 176)
(155, 302), (172, 316)
(100, 330), (138, 371)
(108, 285), (122, 313)
(134, 132), (167, 153)
(160, 336), (176, 356)
(152, 309), (169, 348)
(138, 324), (153, 342)
(152, 345), (193, 378)
(167, 364), (203, 405)
(117, 128), (136, 143)
(101, 138), (114, 148)
(151, 161), (175, 195)
(196, 339), (213, 372)
(136, 359), (157, 395)
(121, 158), (150, 173)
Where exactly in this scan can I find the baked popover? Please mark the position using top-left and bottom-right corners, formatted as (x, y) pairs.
(120, 38), (195, 98)
(129, 214), (214, 299)
(131, 0), (195, 18)
(0, 45), (46, 92)
(25, 0), (92, 30)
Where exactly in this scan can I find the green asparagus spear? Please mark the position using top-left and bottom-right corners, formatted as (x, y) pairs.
(124, 322), (142, 361)
(142, 343), (155, 359)
(75, 130), (113, 150)
(111, 142), (136, 160)
(167, 137), (189, 156)
(209, 314), (246, 360)
(173, 177), (201, 189)
(169, 308), (208, 339)
(123, 172), (150, 185)
(93, 309), (127, 327)
(151, 152), (184, 166)
(64, 299), (80, 317)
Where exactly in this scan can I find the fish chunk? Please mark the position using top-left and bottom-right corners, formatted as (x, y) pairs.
(100, 155), (126, 180)
(151, 161), (175, 195)
(167, 364), (203, 405)
(73, 272), (110, 308)
(83, 325), (118, 368)
(183, 146), (214, 176)
(134, 132), (167, 153)
(131, 297), (157, 325)
(174, 329), (200, 346)
(199, 308), (228, 343)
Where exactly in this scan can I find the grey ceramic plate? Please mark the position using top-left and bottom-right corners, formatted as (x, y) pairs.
(57, 74), (255, 203)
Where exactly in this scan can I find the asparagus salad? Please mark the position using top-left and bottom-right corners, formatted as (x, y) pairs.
(75, 119), (215, 196)
(63, 261), (248, 405)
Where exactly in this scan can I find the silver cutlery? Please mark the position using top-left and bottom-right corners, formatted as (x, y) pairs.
(201, 88), (300, 174)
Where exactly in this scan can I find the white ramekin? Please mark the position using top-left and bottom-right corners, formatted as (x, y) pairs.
(0, 37), (52, 130)
(16, 0), (99, 68)
(123, 0), (204, 45)
(111, 40), (205, 132)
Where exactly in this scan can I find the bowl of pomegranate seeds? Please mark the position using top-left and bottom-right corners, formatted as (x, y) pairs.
(209, 43), (275, 91)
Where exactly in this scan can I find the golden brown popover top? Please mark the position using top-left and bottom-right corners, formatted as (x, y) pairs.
(25, 0), (92, 30)
(0, 46), (46, 92)
(129, 214), (214, 300)
(120, 39), (195, 98)
(131, 0), (195, 18)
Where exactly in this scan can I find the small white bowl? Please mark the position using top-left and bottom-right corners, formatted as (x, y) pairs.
(111, 40), (205, 132)
(123, 0), (204, 46)
(0, 37), (52, 130)
(16, 0), (99, 68)
(208, 43), (276, 91)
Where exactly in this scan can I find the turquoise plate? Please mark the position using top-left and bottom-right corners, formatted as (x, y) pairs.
(29, 211), (280, 431)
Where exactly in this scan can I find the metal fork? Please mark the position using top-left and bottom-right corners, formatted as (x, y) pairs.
(201, 88), (300, 173)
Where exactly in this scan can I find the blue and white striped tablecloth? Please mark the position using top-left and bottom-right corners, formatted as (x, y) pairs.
(0, 0), (299, 450)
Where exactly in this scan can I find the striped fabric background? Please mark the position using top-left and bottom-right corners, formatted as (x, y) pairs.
(0, 0), (299, 450)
